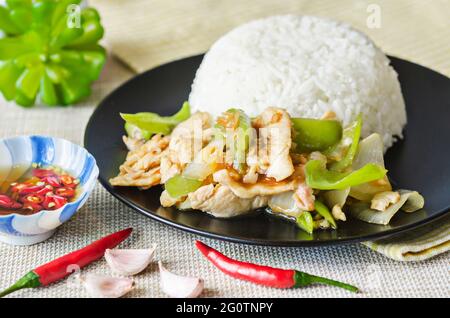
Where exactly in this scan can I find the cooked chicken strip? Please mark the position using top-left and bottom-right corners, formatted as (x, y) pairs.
(122, 136), (145, 151)
(167, 112), (212, 166)
(187, 184), (268, 218)
(159, 112), (213, 183)
(110, 134), (170, 188)
(293, 183), (315, 211)
(213, 169), (298, 199)
(252, 107), (294, 181)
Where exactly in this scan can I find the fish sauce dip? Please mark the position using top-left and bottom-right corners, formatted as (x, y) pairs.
(0, 164), (80, 216)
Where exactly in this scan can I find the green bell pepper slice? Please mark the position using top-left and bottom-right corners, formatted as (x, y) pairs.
(305, 159), (387, 190)
(314, 200), (337, 229)
(296, 211), (314, 234)
(226, 108), (251, 174)
(292, 118), (343, 152)
(165, 175), (203, 199)
(329, 115), (362, 171)
(121, 102), (191, 136)
(124, 122), (152, 140)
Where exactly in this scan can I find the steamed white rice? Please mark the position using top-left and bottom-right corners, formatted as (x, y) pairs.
(188, 15), (406, 149)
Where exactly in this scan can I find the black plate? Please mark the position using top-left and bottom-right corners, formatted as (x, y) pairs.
(85, 55), (450, 246)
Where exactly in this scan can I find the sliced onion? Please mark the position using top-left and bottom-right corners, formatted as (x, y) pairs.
(183, 140), (224, 180)
(349, 190), (424, 225)
(322, 188), (350, 209)
(182, 163), (216, 181)
(268, 191), (303, 217)
(350, 133), (392, 201)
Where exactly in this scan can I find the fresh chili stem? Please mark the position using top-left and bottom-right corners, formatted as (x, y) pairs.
(0, 272), (41, 298)
(195, 241), (359, 293)
(0, 228), (133, 298)
(293, 271), (359, 293)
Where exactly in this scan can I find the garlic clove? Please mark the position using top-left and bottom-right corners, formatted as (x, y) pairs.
(159, 261), (204, 298)
(79, 274), (134, 298)
(105, 245), (157, 276)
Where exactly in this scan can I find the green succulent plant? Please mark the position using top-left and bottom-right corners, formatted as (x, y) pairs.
(0, 0), (106, 107)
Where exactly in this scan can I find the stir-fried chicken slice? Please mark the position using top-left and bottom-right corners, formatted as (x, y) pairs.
(160, 112), (213, 183)
(213, 169), (298, 199)
(252, 107), (294, 181)
(110, 134), (170, 189)
(122, 136), (145, 151)
(167, 112), (212, 165)
(167, 184), (268, 218)
(293, 183), (315, 211)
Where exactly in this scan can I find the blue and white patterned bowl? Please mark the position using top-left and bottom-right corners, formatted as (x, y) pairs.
(0, 136), (99, 246)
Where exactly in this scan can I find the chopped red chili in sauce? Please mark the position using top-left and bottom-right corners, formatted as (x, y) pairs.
(0, 165), (80, 216)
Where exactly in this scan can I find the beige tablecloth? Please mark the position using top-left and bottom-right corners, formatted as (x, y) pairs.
(0, 0), (449, 298)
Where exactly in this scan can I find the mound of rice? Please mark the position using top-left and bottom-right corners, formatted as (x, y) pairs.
(188, 15), (406, 149)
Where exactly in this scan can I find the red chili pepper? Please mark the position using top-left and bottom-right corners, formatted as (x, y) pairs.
(17, 184), (45, 196)
(35, 185), (54, 196)
(55, 187), (75, 198)
(22, 202), (43, 213)
(40, 176), (61, 188)
(0, 194), (22, 209)
(0, 228), (133, 297)
(60, 175), (77, 188)
(195, 241), (358, 292)
(10, 182), (31, 194)
(20, 194), (44, 204)
(42, 194), (67, 210)
(32, 168), (56, 178)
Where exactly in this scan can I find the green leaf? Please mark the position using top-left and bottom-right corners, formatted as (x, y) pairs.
(69, 18), (104, 46)
(10, 7), (33, 33)
(39, 72), (58, 106)
(0, 6), (22, 35)
(51, 0), (81, 28)
(15, 89), (35, 107)
(45, 63), (69, 83)
(0, 1), (105, 107)
(60, 76), (90, 105)
(0, 37), (34, 60)
(6, 0), (32, 9)
(305, 160), (387, 190)
(0, 61), (22, 100)
(50, 20), (83, 49)
(32, 0), (56, 26)
(16, 65), (44, 99)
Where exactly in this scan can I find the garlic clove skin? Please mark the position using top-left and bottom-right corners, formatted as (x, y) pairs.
(79, 274), (134, 298)
(105, 245), (157, 276)
(159, 261), (204, 298)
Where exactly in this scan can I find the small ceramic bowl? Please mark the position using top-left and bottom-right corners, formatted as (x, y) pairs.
(0, 136), (99, 246)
